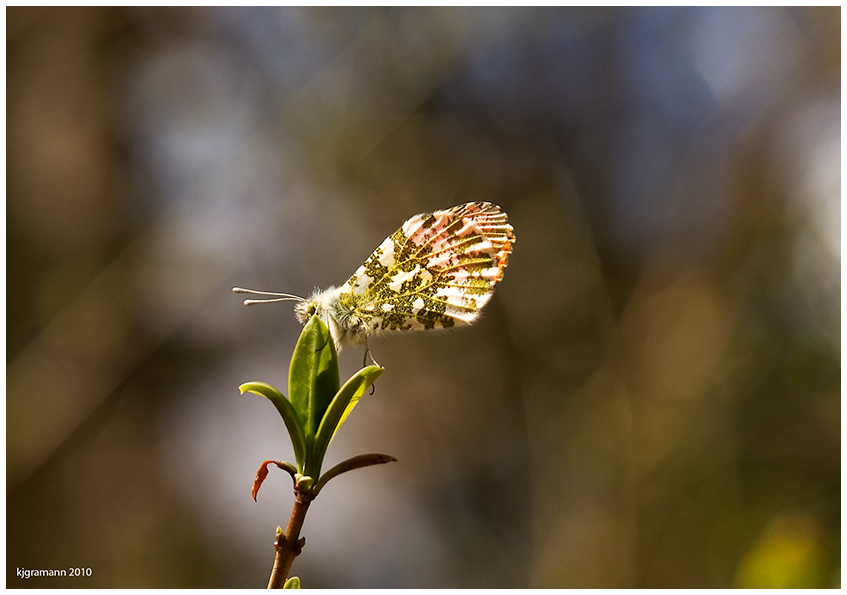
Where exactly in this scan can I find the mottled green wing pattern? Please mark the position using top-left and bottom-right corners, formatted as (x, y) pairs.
(337, 202), (514, 334)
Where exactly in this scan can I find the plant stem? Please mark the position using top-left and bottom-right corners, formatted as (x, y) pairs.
(267, 489), (312, 588)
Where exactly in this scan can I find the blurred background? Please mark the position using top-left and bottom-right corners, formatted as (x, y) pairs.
(6, 6), (840, 588)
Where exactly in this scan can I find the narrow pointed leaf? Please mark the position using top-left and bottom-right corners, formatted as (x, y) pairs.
(313, 453), (397, 496)
(309, 365), (383, 477)
(239, 382), (307, 471)
(331, 366), (384, 443)
(289, 316), (340, 446)
(251, 461), (271, 502)
(251, 460), (297, 502)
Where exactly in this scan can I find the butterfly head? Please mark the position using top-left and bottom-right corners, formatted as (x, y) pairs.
(233, 285), (364, 352)
(295, 286), (367, 352)
(294, 298), (319, 322)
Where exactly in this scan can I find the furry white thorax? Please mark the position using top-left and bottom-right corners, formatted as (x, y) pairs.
(294, 286), (368, 352)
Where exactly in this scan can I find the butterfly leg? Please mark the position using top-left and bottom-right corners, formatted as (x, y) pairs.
(363, 345), (381, 368)
(362, 344), (381, 394)
(316, 330), (330, 352)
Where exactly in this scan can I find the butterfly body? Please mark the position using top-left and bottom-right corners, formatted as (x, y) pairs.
(295, 285), (367, 349)
(241, 202), (514, 352)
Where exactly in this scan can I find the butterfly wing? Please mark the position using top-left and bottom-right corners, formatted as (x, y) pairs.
(337, 202), (514, 334)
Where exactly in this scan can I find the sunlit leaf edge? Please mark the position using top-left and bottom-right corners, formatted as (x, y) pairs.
(239, 381), (307, 471)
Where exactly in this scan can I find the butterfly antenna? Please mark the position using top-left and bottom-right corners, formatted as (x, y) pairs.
(232, 287), (305, 306)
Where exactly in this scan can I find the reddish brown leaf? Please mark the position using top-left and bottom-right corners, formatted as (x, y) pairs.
(252, 460), (275, 502)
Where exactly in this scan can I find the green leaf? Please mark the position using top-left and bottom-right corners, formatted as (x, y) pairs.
(313, 453), (396, 496)
(239, 382), (307, 472)
(331, 366), (384, 443)
(309, 365), (384, 477)
(283, 576), (301, 589)
(289, 316), (340, 447)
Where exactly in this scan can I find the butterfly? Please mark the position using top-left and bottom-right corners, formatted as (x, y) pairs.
(234, 202), (514, 354)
